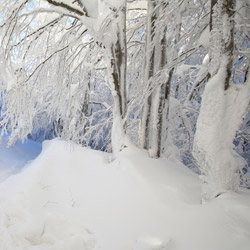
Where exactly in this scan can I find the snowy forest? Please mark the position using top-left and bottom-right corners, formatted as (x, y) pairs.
(0, 1), (250, 249)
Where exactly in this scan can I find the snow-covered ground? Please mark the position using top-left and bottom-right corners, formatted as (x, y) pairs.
(0, 137), (250, 250)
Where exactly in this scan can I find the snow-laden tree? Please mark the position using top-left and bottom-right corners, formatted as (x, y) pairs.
(138, 0), (182, 158)
(193, 0), (250, 201)
(0, 0), (250, 199)
(138, 0), (210, 159)
(0, 0), (127, 157)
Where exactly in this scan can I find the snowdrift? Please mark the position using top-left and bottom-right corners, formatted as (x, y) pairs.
(0, 139), (250, 250)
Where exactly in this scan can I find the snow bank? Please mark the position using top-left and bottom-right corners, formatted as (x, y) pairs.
(0, 139), (250, 250)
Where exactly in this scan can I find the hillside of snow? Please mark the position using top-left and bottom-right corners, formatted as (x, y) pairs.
(0, 138), (250, 250)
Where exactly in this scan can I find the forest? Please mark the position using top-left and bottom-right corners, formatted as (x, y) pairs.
(1, 0), (249, 199)
(0, 0), (250, 250)
(0, 1), (250, 249)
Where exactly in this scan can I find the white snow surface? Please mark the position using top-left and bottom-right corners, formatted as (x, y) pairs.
(0, 138), (250, 250)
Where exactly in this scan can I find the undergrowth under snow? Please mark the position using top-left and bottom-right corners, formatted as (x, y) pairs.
(0, 138), (250, 250)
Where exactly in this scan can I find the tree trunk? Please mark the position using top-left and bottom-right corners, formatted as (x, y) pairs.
(148, 18), (168, 158)
(109, 2), (127, 158)
(139, 1), (171, 158)
(193, 0), (250, 201)
(139, 1), (156, 150)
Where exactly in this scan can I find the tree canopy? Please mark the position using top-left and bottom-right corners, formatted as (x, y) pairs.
(0, 0), (250, 200)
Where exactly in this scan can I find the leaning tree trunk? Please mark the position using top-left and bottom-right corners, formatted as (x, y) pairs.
(193, 0), (250, 201)
(109, 2), (127, 159)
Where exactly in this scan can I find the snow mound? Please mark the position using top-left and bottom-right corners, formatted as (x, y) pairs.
(0, 139), (250, 250)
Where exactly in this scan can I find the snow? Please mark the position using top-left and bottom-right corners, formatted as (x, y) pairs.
(133, 236), (172, 250)
(0, 137), (250, 250)
(198, 26), (210, 47)
(81, 0), (99, 18)
(54, 0), (84, 16)
(0, 65), (17, 92)
(193, 56), (250, 200)
(202, 53), (209, 65)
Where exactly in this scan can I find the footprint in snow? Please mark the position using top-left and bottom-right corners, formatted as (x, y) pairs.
(133, 236), (173, 250)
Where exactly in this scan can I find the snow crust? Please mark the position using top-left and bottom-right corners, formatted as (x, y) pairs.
(0, 138), (250, 250)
